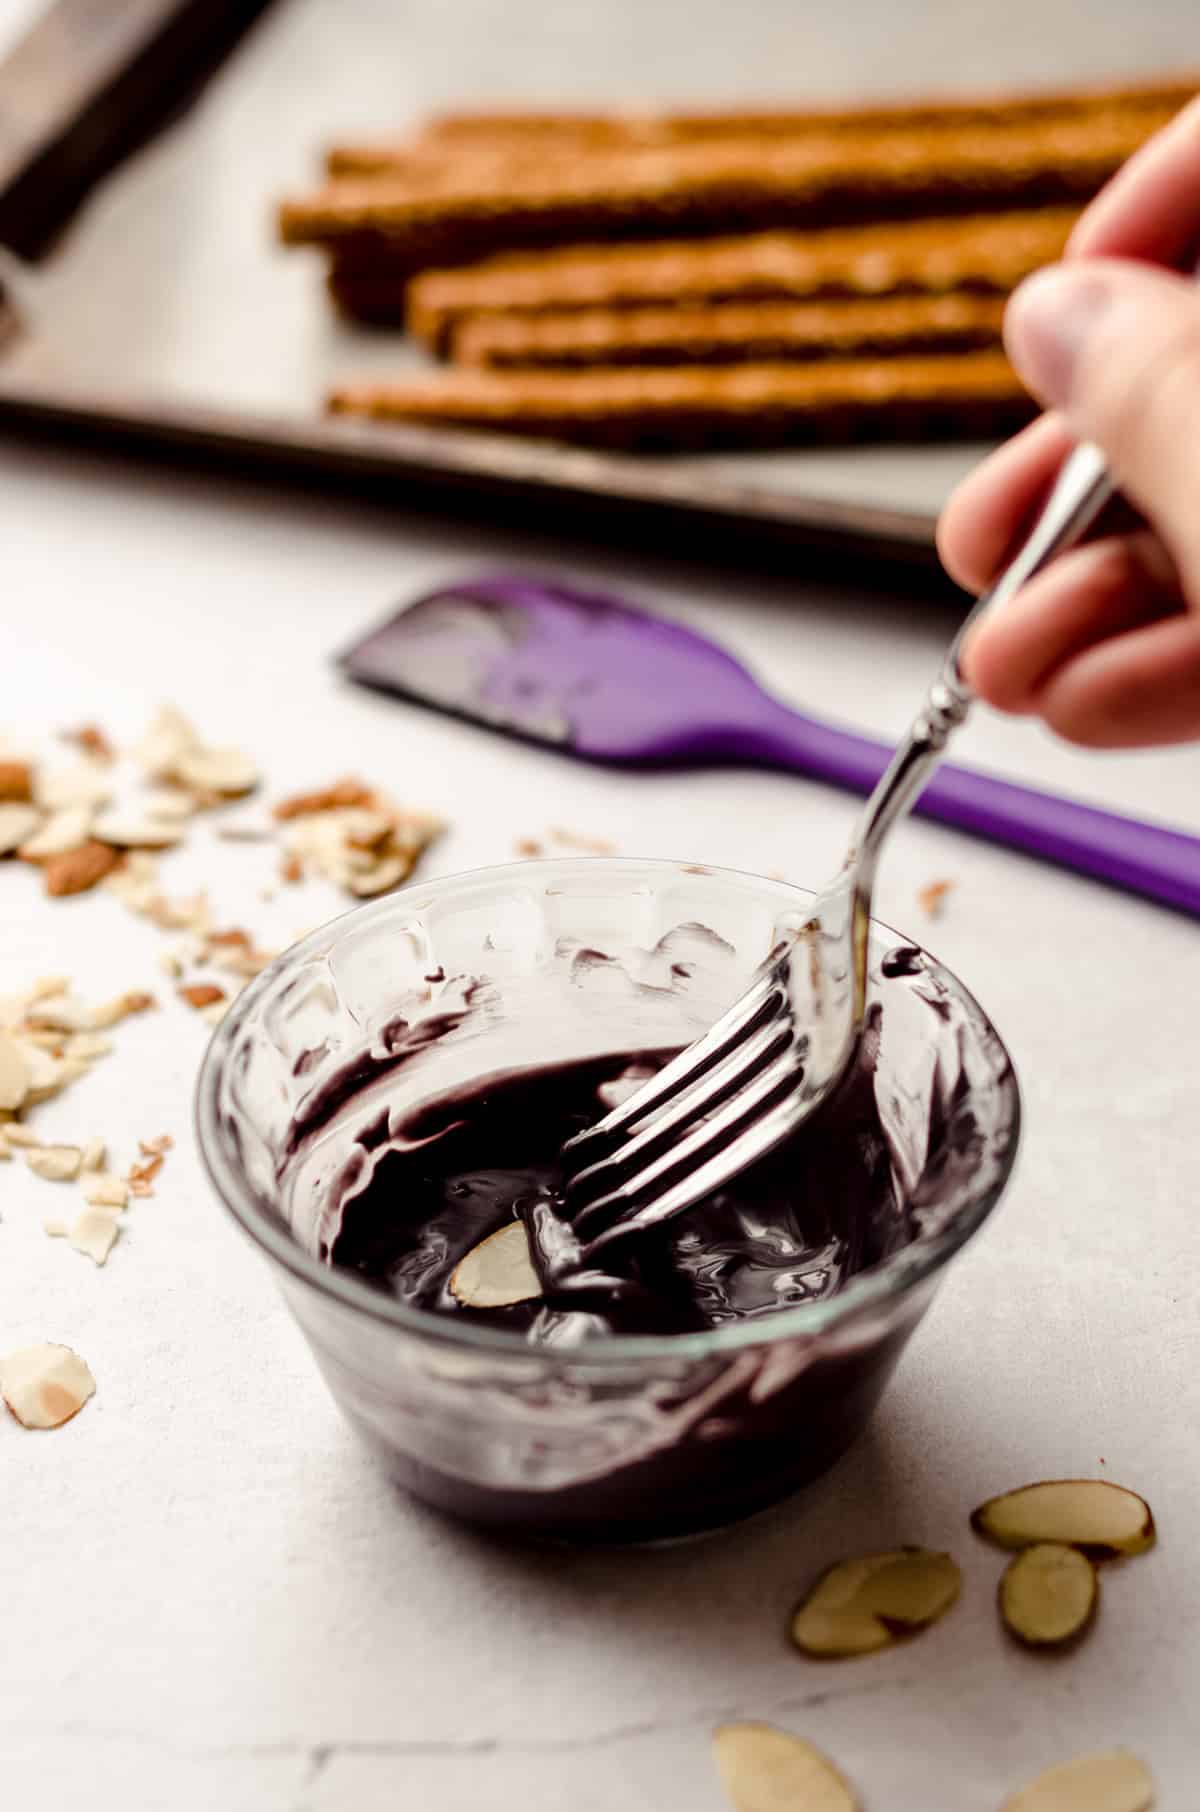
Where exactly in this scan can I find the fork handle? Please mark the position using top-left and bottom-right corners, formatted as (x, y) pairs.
(852, 442), (1117, 894)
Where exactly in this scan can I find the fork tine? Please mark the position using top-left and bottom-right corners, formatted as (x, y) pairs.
(564, 1013), (798, 1217)
(571, 1045), (803, 1241)
(562, 963), (787, 1172)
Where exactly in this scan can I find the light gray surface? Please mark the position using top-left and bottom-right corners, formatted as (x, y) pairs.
(0, 432), (1197, 1812)
(0, 0), (1195, 516)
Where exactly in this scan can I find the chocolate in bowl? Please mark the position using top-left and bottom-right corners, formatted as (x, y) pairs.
(197, 858), (1018, 1544)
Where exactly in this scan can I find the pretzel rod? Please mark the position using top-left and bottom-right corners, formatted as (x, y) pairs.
(448, 291), (1008, 369)
(327, 348), (1033, 450)
(361, 209), (1075, 345)
(329, 76), (1198, 171)
(282, 108), (1165, 292)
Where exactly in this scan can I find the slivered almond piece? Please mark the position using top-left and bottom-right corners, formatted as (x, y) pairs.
(0, 1033), (30, 1110)
(917, 877), (954, 917)
(15, 1040), (67, 1101)
(450, 1220), (542, 1308)
(0, 760), (34, 802)
(43, 1215), (68, 1237)
(174, 747), (259, 797)
(19, 806), (94, 861)
(68, 1206), (122, 1266)
(0, 1343), (95, 1428)
(971, 1480), (1156, 1559)
(0, 803), (40, 854)
(43, 839), (121, 897)
(1000, 1750), (1154, 1812)
(999, 1542), (1098, 1648)
(83, 1174), (129, 1208)
(790, 1548), (960, 1657)
(60, 724), (114, 763)
(139, 1134), (173, 1156)
(24, 1144), (82, 1182)
(712, 1722), (860, 1812)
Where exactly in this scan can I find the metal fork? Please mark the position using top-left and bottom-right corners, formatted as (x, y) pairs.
(562, 440), (1116, 1252)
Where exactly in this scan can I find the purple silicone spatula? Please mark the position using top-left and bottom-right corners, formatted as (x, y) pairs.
(340, 574), (1200, 916)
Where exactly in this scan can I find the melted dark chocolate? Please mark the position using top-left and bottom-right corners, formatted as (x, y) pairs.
(329, 1012), (915, 1343)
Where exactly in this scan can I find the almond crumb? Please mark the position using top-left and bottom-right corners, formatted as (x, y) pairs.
(60, 724), (115, 764)
(917, 878), (955, 917)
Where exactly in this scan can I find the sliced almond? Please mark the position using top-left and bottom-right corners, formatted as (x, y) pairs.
(0, 759), (34, 803)
(0, 803), (41, 854)
(64, 1032), (114, 1062)
(134, 705), (199, 778)
(999, 1542), (1098, 1649)
(179, 983), (226, 1010)
(92, 810), (184, 850)
(83, 1174), (129, 1209)
(35, 760), (112, 811)
(712, 1722), (860, 1812)
(68, 1206), (122, 1266)
(1000, 1750), (1154, 1812)
(273, 777), (376, 819)
(450, 1220), (541, 1309)
(19, 805), (94, 861)
(174, 746), (259, 797)
(24, 1144), (82, 1182)
(25, 994), (95, 1032)
(790, 1548), (960, 1658)
(2, 1122), (42, 1147)
(14, 1039), (68, 1102)
(89, 989), (156, 1029)
(0, 1032), (30, 1110)
(0, 1343), (95, 1428)
(971, 1480), (1155, 1559)
(43, 1215), (68, 1237)
(43, 839), (121, 897)
(80, 1138), (106, 1173)
(141, 787), (197, 820)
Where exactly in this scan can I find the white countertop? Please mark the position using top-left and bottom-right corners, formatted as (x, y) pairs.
(1, 432), (1197, 1812)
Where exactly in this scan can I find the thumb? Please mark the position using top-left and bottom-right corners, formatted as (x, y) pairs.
(1004, 258), (1200, 604)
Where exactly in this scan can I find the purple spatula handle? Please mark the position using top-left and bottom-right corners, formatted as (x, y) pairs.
(735, 706), (1200, 916)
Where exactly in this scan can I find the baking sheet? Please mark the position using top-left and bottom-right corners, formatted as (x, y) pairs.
(0, 0), (1196, 526)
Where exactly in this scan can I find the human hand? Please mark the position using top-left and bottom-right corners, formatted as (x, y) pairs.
(939, 96), (1200, 747)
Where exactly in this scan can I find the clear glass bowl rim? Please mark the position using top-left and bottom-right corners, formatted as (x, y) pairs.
(195, 857), (1020, 1366)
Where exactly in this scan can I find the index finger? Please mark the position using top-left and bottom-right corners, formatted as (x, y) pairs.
(1068, 92), (1200, 267)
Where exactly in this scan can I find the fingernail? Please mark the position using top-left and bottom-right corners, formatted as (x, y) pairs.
(1005, 265), (1116, 406)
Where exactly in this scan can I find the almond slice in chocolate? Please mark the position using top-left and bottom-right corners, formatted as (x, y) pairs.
(712, 1722), (860, 1812)
(450, 1220), (542, 1309)
(0, 1343), (96, 1428)
(790, 1548), (960, 1657)
(971, 1480), (1155, 1559)
(1000, 1750), (1154, 1812)
(999, 1542), (1099, 1648)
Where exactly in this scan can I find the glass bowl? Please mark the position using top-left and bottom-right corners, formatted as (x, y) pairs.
(196, 858), (1019, 1544)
